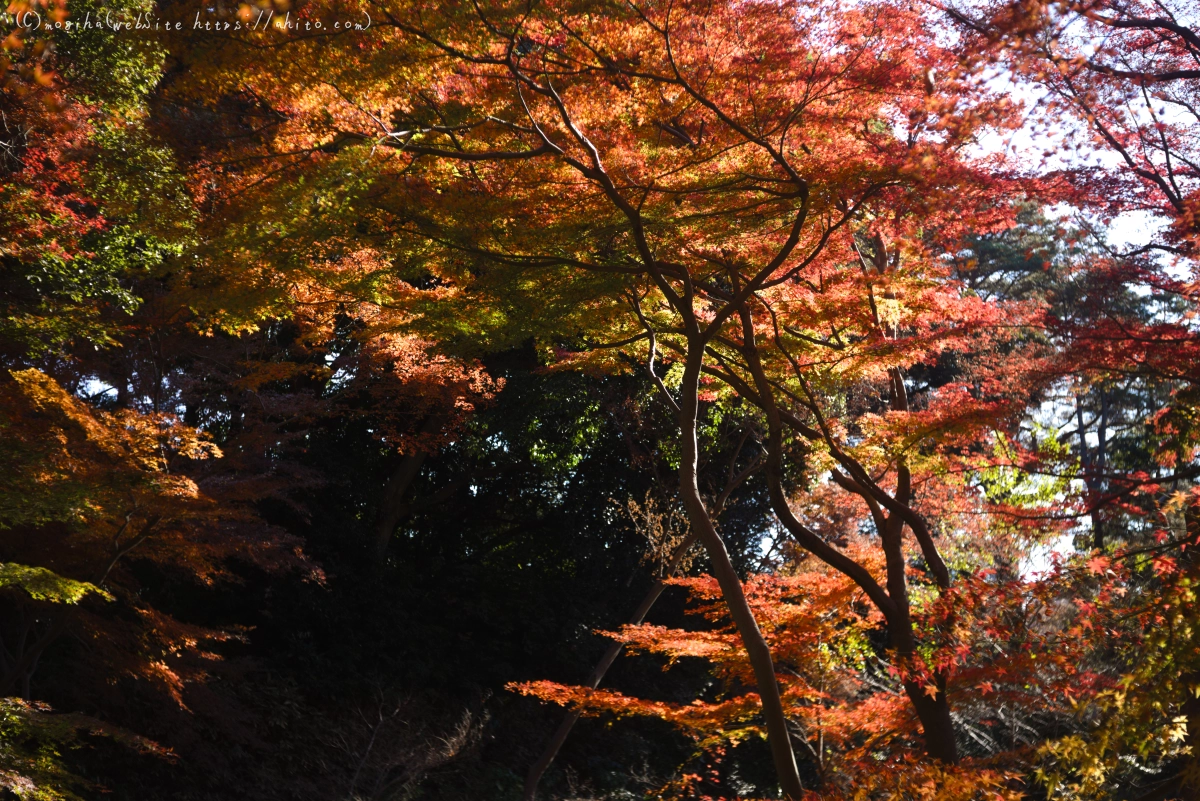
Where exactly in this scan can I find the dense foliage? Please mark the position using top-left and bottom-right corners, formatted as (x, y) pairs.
(0, 0), (1197, 798)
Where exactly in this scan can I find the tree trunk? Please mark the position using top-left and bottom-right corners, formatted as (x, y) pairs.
(372, 451), (429, 562)
(675, 345), (805, 800)
(372, 416), (443, 563)
(903, 677), (958, 763)
(0, 613), (69, 697)
(523, 534), (699, 800)
(735, 304), (958, 764)
(521, 597), (656, 801)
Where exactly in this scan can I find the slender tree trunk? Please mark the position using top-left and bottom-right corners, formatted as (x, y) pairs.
(675, 343), (805, 800)
(523, 434), (761, 799)
(881, 509), (959, 764)
(0, 614), (69, 697)
(522, 547), (689, 801)
(736, 304), (958, 764)
(1093, 388), (1110, 550)
(372, 416), (442, 563)
(1077, 395), (1110, 551)
(372, 451), (429, 561)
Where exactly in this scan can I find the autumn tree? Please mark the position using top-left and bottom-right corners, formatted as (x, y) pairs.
(143, 0), (1061, 791)
(933, 3), (1200, 796)
(12, 0), (1199, 796)
(515, 540), (1121, 799)
(941, 0), (1200, 466)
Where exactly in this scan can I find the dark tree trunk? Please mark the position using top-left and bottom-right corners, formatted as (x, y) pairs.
(674, 344), (805, 800)
(372, 450), (429, 562)
(903, 677), (958, 763)
(522, 552), (687, 801)
(735, 304), (959, 765)
(371, 416), (443, 563)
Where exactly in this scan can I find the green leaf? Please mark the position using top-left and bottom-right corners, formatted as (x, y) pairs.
(0, 564), (112, 604)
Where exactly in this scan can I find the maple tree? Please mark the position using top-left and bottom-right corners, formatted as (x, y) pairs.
(16, 0), (1054, 794)
(928, 4), (1200, 796)
(2, 0), (1200, 797)
(177, 0), (1041, 790)
(939, 0), (1200, 495)
(0, 0), (496, 793)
